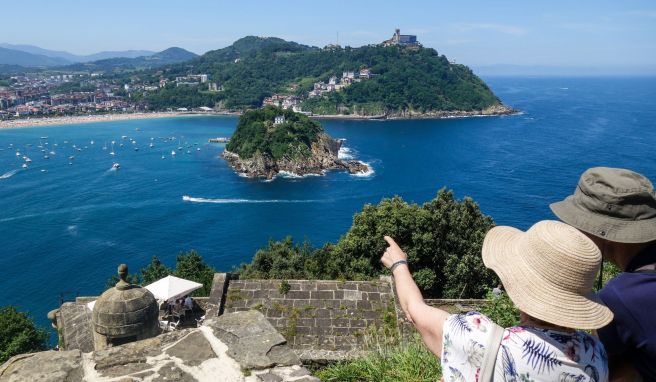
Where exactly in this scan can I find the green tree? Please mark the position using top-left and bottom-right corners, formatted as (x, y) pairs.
(239, 189), (497, 299)
(174, 250), (216, 296)
(140, 256), (173, 285)
(0, 306), (49, 364)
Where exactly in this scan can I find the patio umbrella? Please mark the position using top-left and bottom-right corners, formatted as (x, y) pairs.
(144, 275), (203, 303)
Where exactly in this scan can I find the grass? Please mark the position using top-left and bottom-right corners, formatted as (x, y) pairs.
(316, 335), (442, 382)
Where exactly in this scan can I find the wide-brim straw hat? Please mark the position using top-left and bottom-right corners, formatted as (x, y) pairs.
(550, 167), (656, 243)
(483, 220), (613, 329)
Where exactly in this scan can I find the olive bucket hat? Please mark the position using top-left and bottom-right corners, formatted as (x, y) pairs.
(550, 167), (656, 243)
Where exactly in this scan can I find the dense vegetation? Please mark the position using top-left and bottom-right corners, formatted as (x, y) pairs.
(104, 250), (215, 296)
(238, 189), (497, 299)
(0, 306), (49, 363)
(139, 36), (500, 113)
(226, 106), (323, 160)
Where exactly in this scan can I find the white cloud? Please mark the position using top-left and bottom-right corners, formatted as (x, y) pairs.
(452, 23), (527, 36)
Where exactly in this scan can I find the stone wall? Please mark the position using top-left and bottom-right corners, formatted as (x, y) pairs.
(222, 278), (396, 362)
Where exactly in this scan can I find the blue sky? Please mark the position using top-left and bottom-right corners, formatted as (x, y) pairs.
(2, 0), (655, 70)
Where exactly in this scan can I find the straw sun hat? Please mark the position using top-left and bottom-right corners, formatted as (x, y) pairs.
(483, 220), (613, 329)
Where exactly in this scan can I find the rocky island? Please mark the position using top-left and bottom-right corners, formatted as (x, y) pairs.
(222, 107), (369, 179)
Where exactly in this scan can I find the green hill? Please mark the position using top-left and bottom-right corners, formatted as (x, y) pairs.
(226, 106), (321, 160)
(141, 36), (507, 115)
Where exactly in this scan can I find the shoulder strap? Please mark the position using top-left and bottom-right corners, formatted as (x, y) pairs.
(479, 322), (505, 382)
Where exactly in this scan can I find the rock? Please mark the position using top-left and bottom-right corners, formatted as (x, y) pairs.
(257, 372), (283, 382)
(222, 133), (369, 179)
(0, 350), (83, 382)
(165, 331), (216, 367)
(205, 310), (301, 370)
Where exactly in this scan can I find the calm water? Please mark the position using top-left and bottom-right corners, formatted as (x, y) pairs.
(1, 77), (655, 336)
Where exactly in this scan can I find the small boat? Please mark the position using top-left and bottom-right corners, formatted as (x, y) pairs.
(112, 163), (120, 170)
(134, 147), (139, 151)
(15, 151), (20, 156)
(110, 151), (115, 156)
(40, 136), (48, 139)
(43, 155), (49, 159)
(122, 135), (128, 140)
(69, 156), (74, 160)
(40, 169), (47, 173)
(161, 155), (166, 159)
(22, 163), (28, 169)
(171, 150), (176, 156)
(149, 143), (154, 148)
(196, 148), (201, 151)
(49, 151), (55, 155)
(90, 140), (95, 145)
(24, 157), (32, 163)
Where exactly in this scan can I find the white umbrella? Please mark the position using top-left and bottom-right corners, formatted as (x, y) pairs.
(145, 275), (203, 303)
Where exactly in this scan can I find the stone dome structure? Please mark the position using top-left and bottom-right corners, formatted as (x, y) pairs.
(91, 264), (159, 350)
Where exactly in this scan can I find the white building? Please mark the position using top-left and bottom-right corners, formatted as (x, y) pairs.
(274, 115), (285, 125)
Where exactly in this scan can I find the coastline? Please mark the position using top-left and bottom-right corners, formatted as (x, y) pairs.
(0, 111), (240, 129)
(310, 104), (519, 121)
(0, 104), (518, 129)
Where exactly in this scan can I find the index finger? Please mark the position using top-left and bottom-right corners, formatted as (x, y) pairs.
(383, 236), (399, 248)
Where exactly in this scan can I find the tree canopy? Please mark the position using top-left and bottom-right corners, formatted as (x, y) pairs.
(238, 189), (497, 298)
(0, 306), (49, 364)
(226, 106), (323, 160)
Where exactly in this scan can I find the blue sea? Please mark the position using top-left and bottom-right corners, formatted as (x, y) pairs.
(1, 77), (655, 338)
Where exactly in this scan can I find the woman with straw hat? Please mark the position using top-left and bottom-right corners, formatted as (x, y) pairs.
(382, 220), (613, 381)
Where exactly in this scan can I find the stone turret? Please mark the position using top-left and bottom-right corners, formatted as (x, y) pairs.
(91, 264), (159, 350)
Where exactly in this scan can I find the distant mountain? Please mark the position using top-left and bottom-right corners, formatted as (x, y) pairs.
(0, 47), (71, 67)
(82, 50), (156, 62)
(62, 47), (198, 71)
(0, 43), (155, 63)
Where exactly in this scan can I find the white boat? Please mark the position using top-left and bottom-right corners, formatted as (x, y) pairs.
(49, 151), (55, 155)
(90, 140), (95, 145)
(43, 155), (49, 159)
(24, 157), (32, 163)
(171, 150), (176, 156)
(161, 155), (166, 159)
(134, 147), (139, 151)
(149, 143), (154, 148)
(112, 163), (120, 170)
(69, 156), (74, 160)
(122, 136), (128, 140)
(15, 151), (20, 156)
(22, 163), (28, 169)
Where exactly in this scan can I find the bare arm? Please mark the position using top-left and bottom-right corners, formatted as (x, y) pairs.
(381, 236), (450, 357)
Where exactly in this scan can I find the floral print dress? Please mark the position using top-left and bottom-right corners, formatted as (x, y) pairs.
(441, 312), (608, 382)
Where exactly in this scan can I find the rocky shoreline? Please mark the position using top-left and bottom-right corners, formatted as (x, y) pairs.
(310, 104), (518, 120)
(222, 134), (369, 180)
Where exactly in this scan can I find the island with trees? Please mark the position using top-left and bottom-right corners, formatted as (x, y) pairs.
(222, 106), (369, 179)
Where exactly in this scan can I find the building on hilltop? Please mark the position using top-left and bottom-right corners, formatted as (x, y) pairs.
(274, 115), (285, 125)
(382, 28), (421, 48)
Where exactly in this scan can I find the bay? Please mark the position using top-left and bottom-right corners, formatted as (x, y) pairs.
(0, 76), (655, 336)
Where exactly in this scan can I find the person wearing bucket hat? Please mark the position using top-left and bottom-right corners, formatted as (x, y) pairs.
(551, 167), (656, 381)
(382, 220), (612, 382)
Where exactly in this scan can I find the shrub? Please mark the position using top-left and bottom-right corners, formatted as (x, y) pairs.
(0, 306), (49, 364)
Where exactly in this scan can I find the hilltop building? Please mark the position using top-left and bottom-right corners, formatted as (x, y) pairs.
(274, 115), (285, 125)
(382, 28), (421, 48)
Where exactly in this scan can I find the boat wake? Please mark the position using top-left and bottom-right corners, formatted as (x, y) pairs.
(182, 195), (319, 204)
(0, 169), (19, 179)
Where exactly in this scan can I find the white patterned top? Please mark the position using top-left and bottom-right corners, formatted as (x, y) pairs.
(441, 312), (608, 382)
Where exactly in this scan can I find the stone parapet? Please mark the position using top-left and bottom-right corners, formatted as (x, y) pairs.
(223, 278), (396, 361)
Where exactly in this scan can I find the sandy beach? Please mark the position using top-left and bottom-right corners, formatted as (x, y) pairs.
(0, 111), (239, 129)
